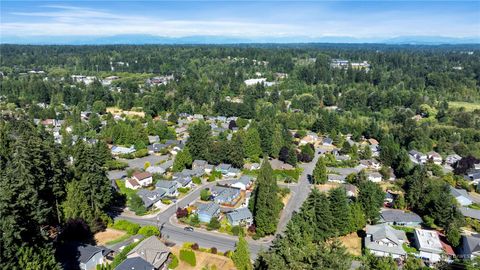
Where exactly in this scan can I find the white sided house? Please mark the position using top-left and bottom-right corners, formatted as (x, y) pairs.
(414, 229), (444, 263)
(132, 172), (153, 187)
(364, 224), (407, 259)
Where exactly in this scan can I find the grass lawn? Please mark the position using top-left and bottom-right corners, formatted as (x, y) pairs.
(116, 179), (137, 199)
(402, 243), (419, 254)
(448, 101), (480, 112)
(94, 228), (128, 246)
(171, 246), (236, 270)
(337, 233), (362, 256)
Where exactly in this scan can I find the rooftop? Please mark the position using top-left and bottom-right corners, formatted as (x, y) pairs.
(227, 207), (252, 222)
(197, 202), (220, 217)
(415, 229), (443, 254)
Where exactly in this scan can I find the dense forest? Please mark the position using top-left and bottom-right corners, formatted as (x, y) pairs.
(1, 44), (480, 269)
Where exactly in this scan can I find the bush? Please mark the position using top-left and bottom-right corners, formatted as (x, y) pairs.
(176, 208), (188, 219)
(224, 250), (233, 258)
(179, 249), (196, 266)
(207, 218), (221, 231)
(105, 160), (128, 170)
(134, 149), (149, 158)
(210, 247), (217, 254)
(200, 189), (211, 201)
(161, 198), (172, 204)
(138, 225), (160, 237)
(129, 193), (147, 215)
(178, 187), (190, 194)
(192, 176), (202, 184)
(231, 225), (244, 236)
(168, 254), (179, 269)
(111, 239), (142, 268)
(112, 220), (140, 235)
(191, 243), (199, 250)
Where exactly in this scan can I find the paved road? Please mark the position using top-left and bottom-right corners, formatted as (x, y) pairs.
(116, 149), (320, 257)
(276, 148), (320, 233)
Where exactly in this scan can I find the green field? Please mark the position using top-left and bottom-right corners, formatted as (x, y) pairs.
(448, 101), (480, 112)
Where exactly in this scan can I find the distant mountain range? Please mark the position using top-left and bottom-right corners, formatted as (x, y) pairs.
(1, 34), (479, 45)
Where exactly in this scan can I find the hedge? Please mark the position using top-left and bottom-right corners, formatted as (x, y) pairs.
(179, 249), (196, 266)
(112, 220), (140, 235)
(138, 225), (160, 237)
(168, 254), (179, 269)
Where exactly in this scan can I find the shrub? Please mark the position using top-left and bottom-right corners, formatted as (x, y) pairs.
(161, 198), (172, 204)
(105, 160), (128, 170)
(179, 249), (196, 266)
(207, 218), (221, 231)
(138, 225), (160, 237)
(210, 247), (217, 254)
(224, 250), (233, 258)
(112, 220), (140, 235)
(129, 193), (147, 215)
(190, 214), (200, 227)
(134, 149), (149, 158)
(200, 189), (211, 201)
(168, 254), (179, 269)
(247, 224), (256, 233)
(231, 225), (244, 236)
(178, 187), (190, 193)
(191, 243), (199, 250)
(176, 207), (188, 218)
(192, 176), (202, 184)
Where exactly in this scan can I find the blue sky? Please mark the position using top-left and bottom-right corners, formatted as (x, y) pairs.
(1, 1), (479, 39)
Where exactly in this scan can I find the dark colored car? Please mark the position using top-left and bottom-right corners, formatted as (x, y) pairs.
(184, 226), (194, 232)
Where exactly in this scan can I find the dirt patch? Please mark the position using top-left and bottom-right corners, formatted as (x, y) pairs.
(107, 107), (145, 118)
(338, 232), (362, 256)
(315, 182), (341, 192)
(171, 246), (236, 270)
(94, 228), (127, 245)
(282, 193), (292, 206)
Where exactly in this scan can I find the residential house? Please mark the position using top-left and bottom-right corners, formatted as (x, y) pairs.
(269, 159), (294, 170)
(427, 151), (443, 165)
(192, 160), (214, 174)
(322, 137), (333, 146)
(370, 144), (381, 157)
(216, 163), (240, 176)
(232, 175), (253, 190)
(147, 143), (166, 154)
(328, 174), (347, 183)
(360, 159), (381, 170)
(115, 257), (154, 270)
(137, 189), (166, 209)
(409, 150), (427, 164)
(450, 187), (473, 206)
(465, 169), (480, 184)
(414, 229), (444, 263)
(148, 135), (160, 144)
(197, 202), (221, 223)
(344, 184), (358, 197)
(175, 176), (193, 188)
(364, 224), (407, 258)
(244, 163), (261, 171)
(155, 180), (179, 197)
(367, 172), (383, 183)
(146, 166), (166, 175)
(126, 236), (170, 270)
(368, 138), (379, 146)
(211, 186), (242, 206)
(132, 172), (153, 187)
(460, 234), (480, 260)
(460, 207), (480, 221)
(77, 244), (109, 270)
(445, 154), (462, 166)
(159, 160), (174, 172)
(111, 145), (136, 156)
(379, 209), (422, 227)
(125, 178), (141, 190)
(226, 207), (253, 226)
(300, 133), (319, 146)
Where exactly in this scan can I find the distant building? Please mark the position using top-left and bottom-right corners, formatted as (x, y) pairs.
(211, 186), (242, 206)
(409, 150), (427, 164)
(137, 189), (166, 209)
(367, 172), (383, 183)
(132, 172), (153, 187)
(460, 234), (480, 260)
(111, 145), (136, 155)
(450, 187), (473, 206)
(125, 236), (170, 269)
(231, 175), (253, 191)
(427, 151), (442, 165)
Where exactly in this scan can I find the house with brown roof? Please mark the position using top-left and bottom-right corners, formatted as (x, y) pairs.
(132, 172), (153, 187)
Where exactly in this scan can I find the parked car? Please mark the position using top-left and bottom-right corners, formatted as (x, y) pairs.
(184, 226), (194, 232)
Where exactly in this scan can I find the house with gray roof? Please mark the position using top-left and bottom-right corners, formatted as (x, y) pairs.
(460, 234), (480, 260)
(379, 209), (422, 227)
(364, 224), (407, 259)
(211, 186), (242, 206)
(115, 257), (154, 270)
(77, 244), (109, 270)
(460, 207), (480, 220)
(450, 186), (473, 206)
(414, 229), (443, 263)
(137, 189), (166, 209)
(146, 166), (166, 175)
(328, 174), (346, 183)
(148, 135), (160, 144)
(147, 143), (166, 154)
(111, 145), (136, 155)
(155, 180), (179, 197)
(175, 176), (193, 188)
(232, 175), (253, 190)
(197, 202), (221, 223)
(226, 207), (253, 226)
(126, 236), (170, 269)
